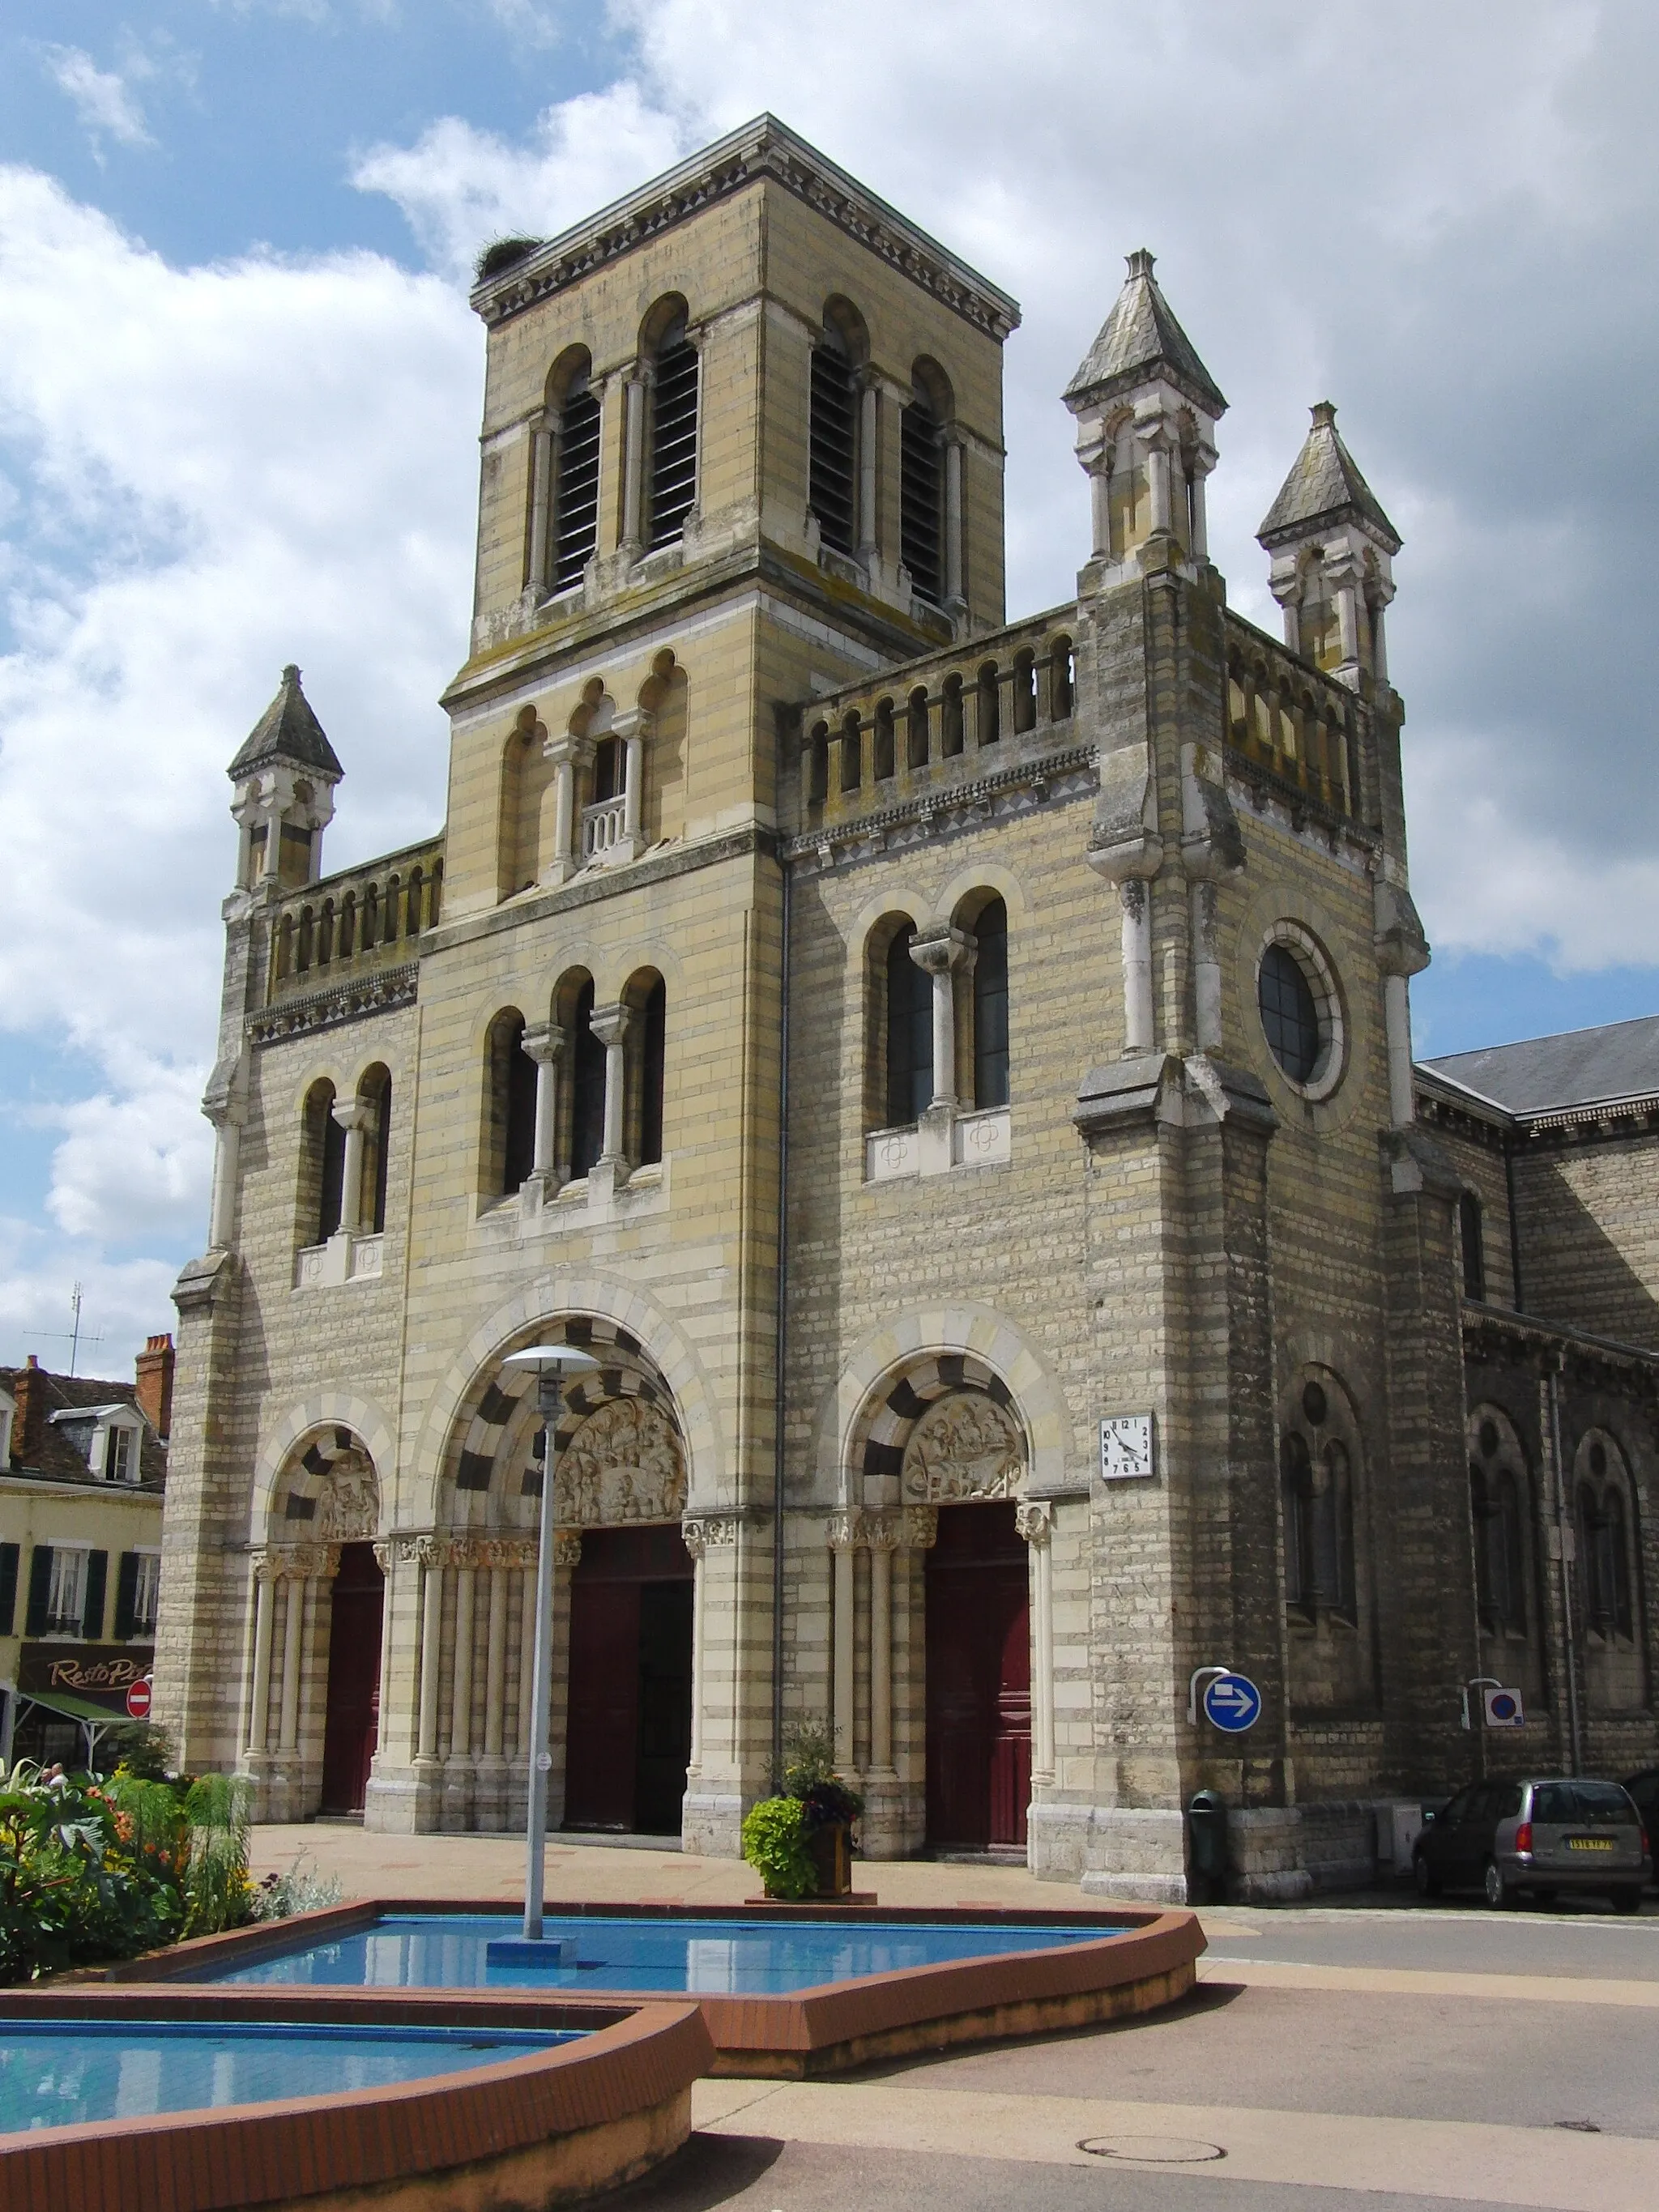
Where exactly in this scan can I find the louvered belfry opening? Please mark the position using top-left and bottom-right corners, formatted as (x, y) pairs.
(648, 315), (699, 548)
(809, 328), (858, 555)
(901, 396), (943, 601)
(553, 368), (601, 589)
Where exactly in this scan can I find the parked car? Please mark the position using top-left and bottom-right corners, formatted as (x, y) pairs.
(1623, 1770), (1659, 1884)
(1412, 1776), (1649, 1911)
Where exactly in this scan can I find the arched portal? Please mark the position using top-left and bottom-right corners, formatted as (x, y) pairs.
(433, 1315), (693, 1838)
(839, 1349), (1043, 1857)
(249, 1427), (382, 1822)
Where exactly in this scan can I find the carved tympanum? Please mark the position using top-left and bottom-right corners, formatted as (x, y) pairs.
(554, 1397), (684, 1525)
(901, 1391), (1023, 1503)
(315, 1451), (379, 1541)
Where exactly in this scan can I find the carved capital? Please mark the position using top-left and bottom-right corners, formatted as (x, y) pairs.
(908, 923), (971, 978)
(586, 1000), (632, 1051)
(552, 1531), (583, 1569)
(861, 1511), (902, 1552)
(902, 1505), (939, 1549)
(520, 1023), (564, 1068)
(1015, 1499), (1053, 1548)
(826, 1511), (859, 1554)
(682, 1513), (740, 1558)
(484, 1536), (537, 1571)
(414, 1536), (448, 1571)
(268, 1542), (339, 1580)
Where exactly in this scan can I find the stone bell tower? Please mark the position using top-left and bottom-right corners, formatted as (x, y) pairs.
(1258, 401), (1401, 688)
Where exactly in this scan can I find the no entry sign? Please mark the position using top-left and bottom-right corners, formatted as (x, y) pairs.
(125, 1676), (153, 1721)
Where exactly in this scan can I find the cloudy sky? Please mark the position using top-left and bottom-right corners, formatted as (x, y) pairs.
(1, 0), (1655, 1370)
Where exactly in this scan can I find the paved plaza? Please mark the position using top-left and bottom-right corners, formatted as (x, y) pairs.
(251, 1826), (1659, 2210)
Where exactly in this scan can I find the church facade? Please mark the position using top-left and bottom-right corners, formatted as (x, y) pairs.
(154, 116), (1659, 1900)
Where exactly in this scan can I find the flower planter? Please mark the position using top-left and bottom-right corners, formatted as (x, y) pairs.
(806, 1822), (852, 1899)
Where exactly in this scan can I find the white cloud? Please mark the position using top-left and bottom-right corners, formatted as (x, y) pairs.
(352, 82), (684, 283)
(0, 167), (480, 1359)
(0, 1215), (185, 1382)
(40, 45), (156, 153)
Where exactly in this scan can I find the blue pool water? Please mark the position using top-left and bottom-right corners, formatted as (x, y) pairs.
(202, 1913), (1122, 1996)
(0, 2019), (577, 2134)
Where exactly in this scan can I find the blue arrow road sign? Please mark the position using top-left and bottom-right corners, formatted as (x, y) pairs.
(1201, 1672), (1263, 1733)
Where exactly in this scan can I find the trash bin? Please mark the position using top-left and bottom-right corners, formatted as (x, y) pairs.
(1187, 1789), (1229, 1903)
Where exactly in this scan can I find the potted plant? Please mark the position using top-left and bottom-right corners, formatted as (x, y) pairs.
(740, 1720), (864, 1902)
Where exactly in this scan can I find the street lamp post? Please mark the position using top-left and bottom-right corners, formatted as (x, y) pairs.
(501, 1342), (599, 1943)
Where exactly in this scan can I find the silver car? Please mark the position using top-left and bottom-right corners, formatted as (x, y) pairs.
(1413, 1776), (1650, 1910)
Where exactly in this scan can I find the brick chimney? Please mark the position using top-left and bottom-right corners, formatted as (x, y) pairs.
(12, 1354), (45, 1465)
(134, 1333), (175, 1439)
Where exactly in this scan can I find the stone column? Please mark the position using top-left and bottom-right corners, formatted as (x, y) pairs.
(943, 433), (966, 620)
(416, 1540), (445, 1767)
(610, 707), (650, 863)
(519, 1025), (563, 1220)
(1138, 417), (1174, 537)
(442, 1546), (476, 1831)
(857, 377), (880, 569)
(868, 1518), (898, 1774)
(1190, 880), (1223, 1055)
(371, 1541), (395, 1762)
(278, 1566), (305, 1754)
(829, 1515), (858, 1771)
(331, 1098), (372, 1234)
(619, 372), (647, 560)
(908, 925), (971, 1112)
(587, 1001), (633, 1181)
(540, 734), (592, 888)
(245, 1558), (275, 1761)
(549, 1531), (582, 1831)
(681, 1519), (709, 1779)
(1017, 1501), (1056, 1785)
(1188, 441), (1217, 561)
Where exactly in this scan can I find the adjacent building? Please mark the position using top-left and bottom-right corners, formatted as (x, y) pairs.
(152, 116), (1657, 1899)
(1, 1339), (173, 1766)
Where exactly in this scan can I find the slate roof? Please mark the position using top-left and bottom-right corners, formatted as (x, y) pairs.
(1420, 1013), (1659, 1120)
(227, 664), (343, 782)
(0, 1366), (167, 1489)
(1064, 249), (1226, 419)
(1257, 402), (1401, 552)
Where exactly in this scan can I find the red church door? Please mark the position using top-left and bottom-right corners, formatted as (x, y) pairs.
(564, 1526), (693, 1835)
(925, 1502), (1031, 1848)
(319, 1541), (383, 1814)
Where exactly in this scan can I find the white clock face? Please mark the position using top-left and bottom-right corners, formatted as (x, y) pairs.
(1099, 1414), (1154, 1481)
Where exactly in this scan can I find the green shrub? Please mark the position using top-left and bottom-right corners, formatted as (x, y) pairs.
(181, 1772), (253, 1937)
(0, 1758), (189, 1982)
(250, 1852), (343, 1922)
(740, 1796), (817, 1900)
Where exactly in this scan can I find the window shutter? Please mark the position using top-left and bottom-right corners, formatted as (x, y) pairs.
(0, 1543), (18, 1636)
(113, 1552), (139, 1642)
(24, 1545), (53, 1638)
(82, 1549), (108, 1640)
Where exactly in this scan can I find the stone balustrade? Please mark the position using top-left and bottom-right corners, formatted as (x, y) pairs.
(1222, 616), (1363, 821)
(797, 608), (1077, 834)
(269, 837), (445, 1000)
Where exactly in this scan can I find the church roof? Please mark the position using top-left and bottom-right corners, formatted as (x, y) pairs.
(1064, 250), (1226, 419)
(228, 665), (343, 782)
(1420, 1013), (1659, 1121)
(1257, 403), (1401, 553)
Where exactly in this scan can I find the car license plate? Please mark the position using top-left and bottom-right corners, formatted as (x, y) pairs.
(1567, 1837), (1615, 1852)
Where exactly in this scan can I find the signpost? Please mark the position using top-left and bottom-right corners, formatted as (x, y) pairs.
(125, 1676), (152, 1722)
(1201, 1672), (1263, 1733)
(1461, 1675), (1525, 1730)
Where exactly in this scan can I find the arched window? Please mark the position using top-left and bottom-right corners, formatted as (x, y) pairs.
(1282, 1431), (1313, 1611)
(592, 734), (622, 803)
(553, 357), (601, 589)
(872, 699), (895, 782)
(360, 1065), (392, 1235)
(637, 976), (667, 1167)
(1460, 1189), (1486, 1302)
(940, 675), (964, 757)
(648, 310), (698, 548)
(1281, 1375), (1358, 1622)
(569, 978), (606, 1181)
(301, 1080), (345, 1246)
(1013, 650), (1037, 734)
(1049, 636), (1074, 720)
(492, 1012), (536, 1196)
(1469, 1410), (1534, 1643)
(809, 320), (857, 556)
(1580, 1470), (1635, 1640)
(977, 662), (1000, 745)
(906, 688), (930, 769)
(885, 923), (932, 1127)
(901, 389), (942, 601)
(971, 897), (1009, 1110)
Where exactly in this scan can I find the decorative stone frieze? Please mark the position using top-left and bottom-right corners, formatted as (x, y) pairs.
(554, 1396), (684, 1525)
(901, 1391), (1025, 1503)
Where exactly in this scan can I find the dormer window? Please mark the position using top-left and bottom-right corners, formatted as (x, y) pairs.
(0, 1387), (15, 1468)
(49, 1404), (144, 1481)
(107, 1426), (136, 1482)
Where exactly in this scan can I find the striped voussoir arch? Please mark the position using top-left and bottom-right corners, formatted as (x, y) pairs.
(857, 1352), (1024, 1486)
(451, 1316), (680, 1498)
(278, 1426), (373, 1524)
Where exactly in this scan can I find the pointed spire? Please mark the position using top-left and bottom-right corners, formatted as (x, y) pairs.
(1064, 249), (1226, 420)
(1257, 403), (1399, 554)
(227, 664), (343, 782)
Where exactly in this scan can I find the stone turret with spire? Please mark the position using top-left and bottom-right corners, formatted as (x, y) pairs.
(1064, 249), (1226, 582)
(1258, 403), (1400, 690)
(227, 663), (343, 892)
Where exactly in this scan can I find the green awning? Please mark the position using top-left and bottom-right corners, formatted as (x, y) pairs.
(14, 1689), (130, 1727)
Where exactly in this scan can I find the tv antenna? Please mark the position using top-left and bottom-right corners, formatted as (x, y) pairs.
(32, 1284), (106, 1376)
